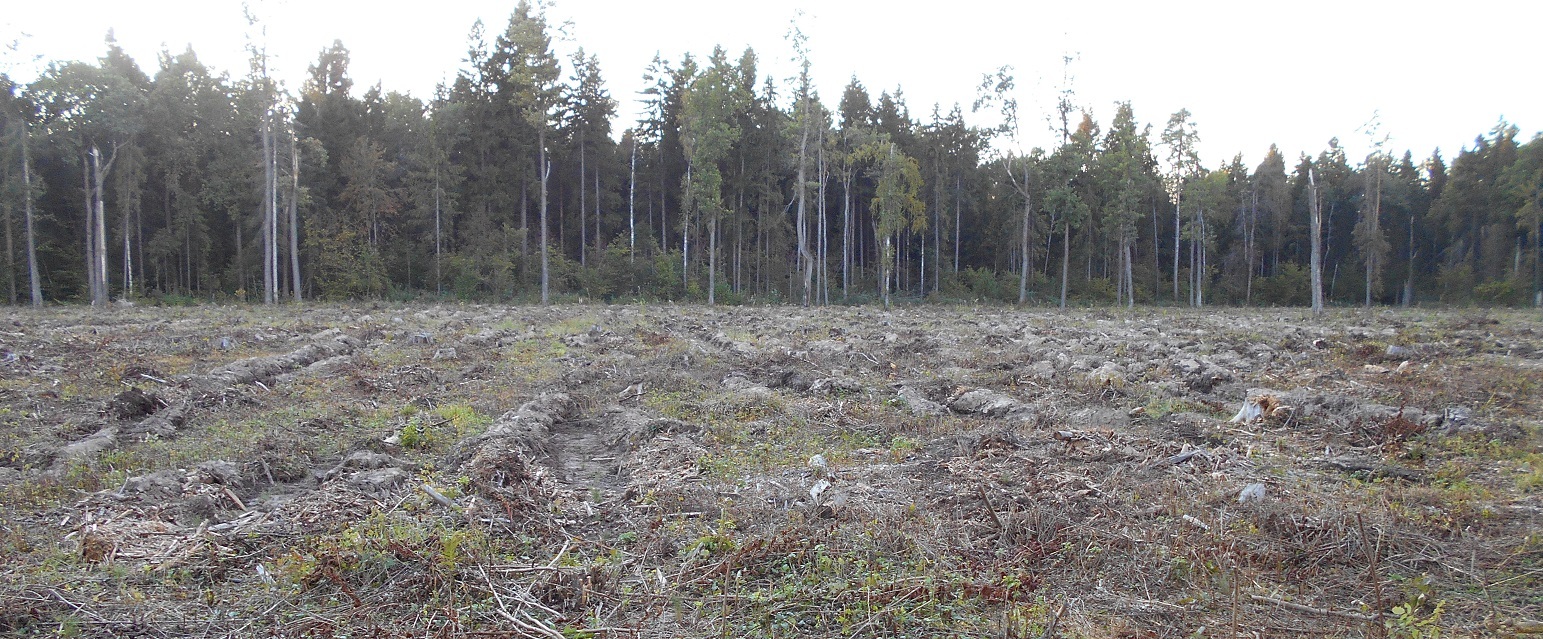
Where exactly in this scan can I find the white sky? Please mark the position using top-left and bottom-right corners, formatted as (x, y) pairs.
(4, 0), (1538, 171)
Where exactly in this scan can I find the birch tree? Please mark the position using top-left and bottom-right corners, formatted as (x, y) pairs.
(680, 47), (747, 305)
(1161, 109), (1200, 303)
(973, 66), (1039, 304)
(1309, 167), (1325, 316)
(788, 21), (817, 305)
(1353, 115), (1391, 306)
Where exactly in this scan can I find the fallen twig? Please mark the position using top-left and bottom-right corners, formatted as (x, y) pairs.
(1249, 594), (1380, 622)
(1039, 595), (1066, 639)
(223, 487), (247, 511)
(976, 485), (1006, 532)
(1143, 447), (1209, 470)
(419, 483), (458, 511)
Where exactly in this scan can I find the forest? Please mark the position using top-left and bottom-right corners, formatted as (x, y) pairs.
(2, 2), (1542, 309)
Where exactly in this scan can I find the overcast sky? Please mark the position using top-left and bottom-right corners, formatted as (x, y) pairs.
(4, 0), (1538, 170)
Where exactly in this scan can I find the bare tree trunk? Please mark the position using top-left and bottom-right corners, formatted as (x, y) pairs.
(90, 145), (115, 307)
(23, 131), (41, 307)
(1018, 163), (1032, 305)
(595, 157), (601, 262)
(708, 215), (717, 305)
(434, 167), (442, 295)
(3, 199), (12, 304)
(579, 132), (586, 267)
(882, 234), (891, 308)
(1191, 208), (1203, 308)
(289, 130), (301, 301)
(842, 173), (851, 300)
(1124, 237), (1135, 308)
(83, 153), (97, 304)
(1247, 187), (1257, 304)
(682, 164), (690, 289)
(121, 181), (132, 299)
(818, 132), (829, 304)
(539, 135), (551, 305)
(520, 183), (529, 281)
(628, 139), (636, 262)
(1173, 190), (1182, 303)
(954, 174), (962, 274)
(261, 114), (275, 304)
(796, 112), (812, 306)
(659, 176), (667, 253)
(1365, 168), (1382, 308)
(933, 172), (941, 296)
(1152, 201), (1160, 300)
(1403, 215), (1414, 307)
(1059, 222), (1070, 309)
(1309, 169), (1324, 316)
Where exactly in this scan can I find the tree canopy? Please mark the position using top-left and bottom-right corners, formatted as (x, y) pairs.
(0, 20), (1538, 307)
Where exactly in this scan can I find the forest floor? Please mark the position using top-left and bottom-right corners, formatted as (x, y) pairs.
(0, 303), (1539, 638)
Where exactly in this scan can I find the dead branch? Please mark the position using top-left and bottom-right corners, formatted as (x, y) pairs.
(1249, 594), (1380, 622)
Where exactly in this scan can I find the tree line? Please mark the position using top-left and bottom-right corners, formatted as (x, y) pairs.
(2, 3), (1541, 308)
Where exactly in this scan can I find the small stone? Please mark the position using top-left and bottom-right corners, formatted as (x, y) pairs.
(1238, 483), (1267, 503)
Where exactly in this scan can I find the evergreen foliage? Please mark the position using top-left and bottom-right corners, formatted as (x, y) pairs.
(0, 22), (1538, 307)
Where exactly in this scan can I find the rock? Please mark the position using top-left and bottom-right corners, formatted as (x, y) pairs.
(1238, 483), (1267, 503)
(119, 469), (183, 497)
(808, 454), (829, 478)
(1028, 360), (1056, 381)
(896, 386), (948, 416)
(722, 375), (773, 401)
(54, 426), (119, 466)
(432, 347), (459, 361)
(947, 388), (1023, 417)
(195, 460), (242, 485)
(1386, 344), (1412, 358)
(347, 467), (409, 491)
(303, 355), (353, 376)
(1086, 362), (1126, 388)
(410, 332), (435, 345)
(324, 450), (414, 482)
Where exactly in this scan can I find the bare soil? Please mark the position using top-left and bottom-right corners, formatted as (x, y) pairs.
(0, 303), (1538, 638)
